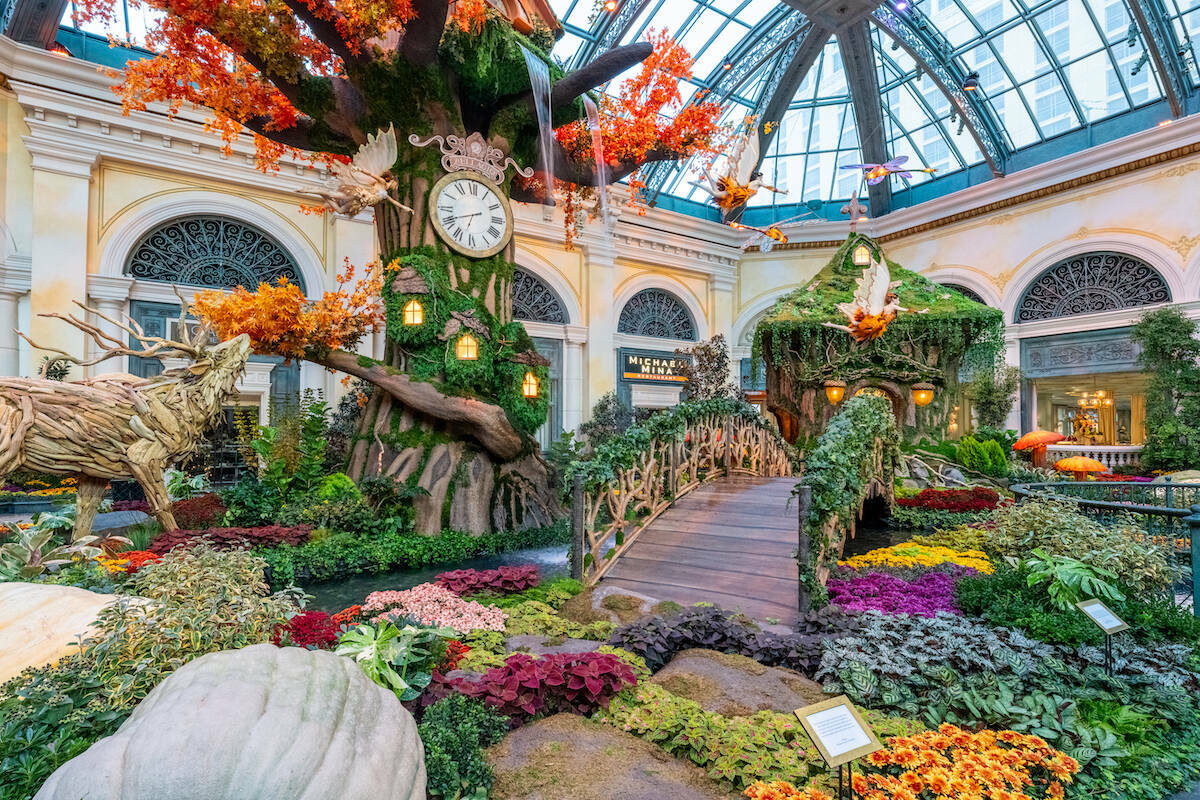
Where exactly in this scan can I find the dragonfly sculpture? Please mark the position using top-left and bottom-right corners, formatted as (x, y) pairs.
(839, 155), (936, 185)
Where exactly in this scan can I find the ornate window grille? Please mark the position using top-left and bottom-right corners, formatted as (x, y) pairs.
(511, 268), (567, 324)
(617, 288), (697, 341)
(938, 283), (986, 305)
(125, 215), (305, 291)
(1015, 252), (1170, 322)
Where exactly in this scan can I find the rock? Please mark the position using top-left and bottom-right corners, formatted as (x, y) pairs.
(900, 478), (924, 492)
(908, 458), (930, 484)
(940, 466), (967, 486)
(504, 635), (605, 656)
(93, 510), (151, 534)
(650, 648), (827, 716)
(35, 644), (426, 800)
(0, 583), (121, 683)
(591, 585), (658, 623)
(488, 713), (737, 800)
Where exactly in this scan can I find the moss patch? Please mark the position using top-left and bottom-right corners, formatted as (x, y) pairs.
(558, 589), (614, 627)
(600, 594), (648, 624)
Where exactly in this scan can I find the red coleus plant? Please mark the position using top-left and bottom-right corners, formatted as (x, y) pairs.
(120, 549), (162, 574)
(170, 493), (229, 529)
(435, 565), (540, 595)
(331, 604), (365, 628)
(149, 525), (312, 555)
(442, 639), (470, 671)
(896, 487), (1003, 513)
(274, 610), (341, 649)
(429, 652), (636, 722)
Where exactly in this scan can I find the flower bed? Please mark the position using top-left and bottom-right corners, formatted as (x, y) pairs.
(891, 487), (1004, 530)
(435, 564), (539, 595)
(363, 583), (507, 633)
(839, 542), (992, 575)
(273, 610), (340, 649)
(827, 570), (965, 616)
(148, 525), (312, 555)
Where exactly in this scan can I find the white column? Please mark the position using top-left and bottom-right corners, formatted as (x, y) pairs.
(1004, 335), (1022, 431)
(87, 275), (134, 376)
(581, 234), (617, 407)
(563, 324), (587, 433)
(0, 290), (20, 376)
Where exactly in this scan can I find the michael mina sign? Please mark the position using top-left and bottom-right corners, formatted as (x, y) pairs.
(621, 352), (690, 384)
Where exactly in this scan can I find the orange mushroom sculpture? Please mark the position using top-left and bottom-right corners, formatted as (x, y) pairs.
(1013, 430), (1067, 467)
(1053, 456), (1108, 481)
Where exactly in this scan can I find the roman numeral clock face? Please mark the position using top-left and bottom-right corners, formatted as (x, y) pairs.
(429, 172), (514, 259)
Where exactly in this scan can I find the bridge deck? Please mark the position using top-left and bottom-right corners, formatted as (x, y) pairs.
(598, 475), (800, 625)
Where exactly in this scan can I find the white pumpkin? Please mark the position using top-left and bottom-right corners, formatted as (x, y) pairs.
(35, 643), (426, 800)
(0, 582), (119, 683)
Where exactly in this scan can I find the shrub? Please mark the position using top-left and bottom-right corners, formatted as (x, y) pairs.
(0, 545), (295, 799)
(220, 473), (281, 527)
(827, 570), (966, 616)
(955, 436), (1009, 476)
(430, 651), (637, 721)
(895, 486), (1001, 511)
(419, 694), (508, 800)
(985, 497), (1176, 595)
(315, 472), (362, 503)
(171, 493), (228, 529)
(148, 525), (312, 555)
(273, 610), (341, 649)
(364, 583), (508, 634)
(471, 575), (582, 609)
(436, 564), (540, 595)
(889, 505), (993, 531)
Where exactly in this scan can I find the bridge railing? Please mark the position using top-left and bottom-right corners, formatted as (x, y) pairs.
(1011, 480), (1200, 614)
(795, 396), (902, 611)
(566, 399), (797, 586)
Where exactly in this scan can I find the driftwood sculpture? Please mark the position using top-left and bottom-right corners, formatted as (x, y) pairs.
(3, 301), (251, 537)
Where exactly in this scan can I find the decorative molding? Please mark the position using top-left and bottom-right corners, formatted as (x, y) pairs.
(1167, 234), (1200, 258)
(1014, 251), (1171, 323)
(1020, 328), (1143, 379)
(1155, 160), (1200, 178)
(86, 274), (134, 302)
(0, 255), (32, 294)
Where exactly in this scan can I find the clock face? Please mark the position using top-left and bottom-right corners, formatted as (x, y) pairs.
(430, 172), (514, 258)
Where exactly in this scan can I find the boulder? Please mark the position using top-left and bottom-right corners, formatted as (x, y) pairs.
(504, 635), (606, 656)
(488, 713), (737, 800)
(940, 466), (968, 486)
(35, 644), (426, 800)
(908, 458), (931, 484)
(0, 583), (120, 683)
(650, 648), (827, 716)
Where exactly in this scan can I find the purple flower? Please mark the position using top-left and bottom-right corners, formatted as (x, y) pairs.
(827, 571), (963, 617)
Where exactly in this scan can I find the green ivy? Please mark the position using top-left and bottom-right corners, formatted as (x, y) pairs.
(796, 395), (901, 605)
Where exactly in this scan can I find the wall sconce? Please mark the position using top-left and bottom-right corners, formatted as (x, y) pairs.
(852, 244), (872, 266)
(456, 333), (478, 360)
(403, 299), (423, 326)
(911, 382), (935, 407)
(824, 380), (846, 405)
(962, 71), (980, 92)
(522, 371), (539, 398)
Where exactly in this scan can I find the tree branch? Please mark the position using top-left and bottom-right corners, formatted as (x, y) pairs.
(316, 349), (529, 460)
(553, 140), (678, 185)
(551, 42), (653, 112)
(278, 0), (364, 65)
(398, 0), (451, 66)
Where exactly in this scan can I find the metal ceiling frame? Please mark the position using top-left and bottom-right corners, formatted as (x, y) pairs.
(839, 20), (893, 216)
(1125, 0), (1191, 116)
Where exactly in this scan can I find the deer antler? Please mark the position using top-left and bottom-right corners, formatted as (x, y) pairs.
(17, 298), (204, 374)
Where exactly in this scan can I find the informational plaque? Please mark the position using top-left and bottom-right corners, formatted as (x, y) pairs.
(794, 695), (883, 767)
(1075, 599), (1130, 634)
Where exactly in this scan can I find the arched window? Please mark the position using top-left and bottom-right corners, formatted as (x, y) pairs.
(618, 288), (697, 341)
(938, 283), (985, 305)
(1014, 252), (1170, 322)
(125, 215), (305, 292)
(511, 268), (567, 323)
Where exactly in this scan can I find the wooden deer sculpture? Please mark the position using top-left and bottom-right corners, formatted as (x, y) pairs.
(3, 300), (252, 538)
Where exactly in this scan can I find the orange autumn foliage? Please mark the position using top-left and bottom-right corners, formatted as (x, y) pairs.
(192, 259), (386, 359)
(449, 0), (489, 34)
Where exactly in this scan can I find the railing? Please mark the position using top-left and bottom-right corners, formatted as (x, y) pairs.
(1044, 443), (1143, 470)
(1011, 480), (1200, 615)
(567, 402), (796, 586)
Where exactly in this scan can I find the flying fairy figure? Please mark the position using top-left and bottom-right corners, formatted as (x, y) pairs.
(729, 208), (820, 252)
(691, 117), (786, 216)
(824, 256), (927, 342)
(299, 125), (414, 216)
(839, 155), (936, 185)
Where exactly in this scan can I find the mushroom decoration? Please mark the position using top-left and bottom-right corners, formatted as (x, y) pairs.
(1013, 430), (1066, 468)
(1053, 456), (1108, 481)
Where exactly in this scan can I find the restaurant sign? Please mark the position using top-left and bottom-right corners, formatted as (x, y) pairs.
(619, 349), (691, 384)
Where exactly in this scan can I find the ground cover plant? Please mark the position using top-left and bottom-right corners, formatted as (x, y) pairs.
(826, 570), (965, 616)
(890, 486), (1004, 530)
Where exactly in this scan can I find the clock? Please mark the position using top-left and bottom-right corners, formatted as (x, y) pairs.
(429, 171), (514, 258)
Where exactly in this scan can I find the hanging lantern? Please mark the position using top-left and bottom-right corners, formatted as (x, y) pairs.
(911, 382), (935, 407)
(403, 299), (423, 326)
(522, 371), (539, 398)
(852, 244), (872, 266)
(824, 380), (846, 405)
(456, 333), (478, 360)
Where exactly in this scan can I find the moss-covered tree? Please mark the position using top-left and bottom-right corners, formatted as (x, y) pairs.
(1131, 307), (1200, 471)
(83, 0), (721, 532)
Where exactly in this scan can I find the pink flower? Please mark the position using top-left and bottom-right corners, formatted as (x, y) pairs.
(363, 582), (507, 633)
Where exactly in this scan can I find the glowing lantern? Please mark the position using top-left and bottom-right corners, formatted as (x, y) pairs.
(403, 299), (423, 325)
(852, 244), (872, 266)
(911, 382), (935, 407)
(522, 372), (539, 398)
(824, 380), (846, 405)
(456, 333), (478, 360)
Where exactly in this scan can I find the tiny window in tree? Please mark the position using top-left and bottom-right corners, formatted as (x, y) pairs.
(403, 299), (423, 325)
(853, 244), (872, 266)
(522, 371), (539, 398)
(457, 334), (478, 360)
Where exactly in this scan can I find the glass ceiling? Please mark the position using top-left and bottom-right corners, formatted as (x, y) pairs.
(58, 0), (1200, 220)
(548, 0), (1199, 221)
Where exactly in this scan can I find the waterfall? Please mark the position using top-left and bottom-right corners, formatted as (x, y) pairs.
(520, 45), (555, 205)
(581, 94), (612, 234)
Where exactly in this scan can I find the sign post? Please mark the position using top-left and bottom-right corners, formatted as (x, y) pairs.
(795, 695), (882, 800)
(1075, 599), (1130, 676)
